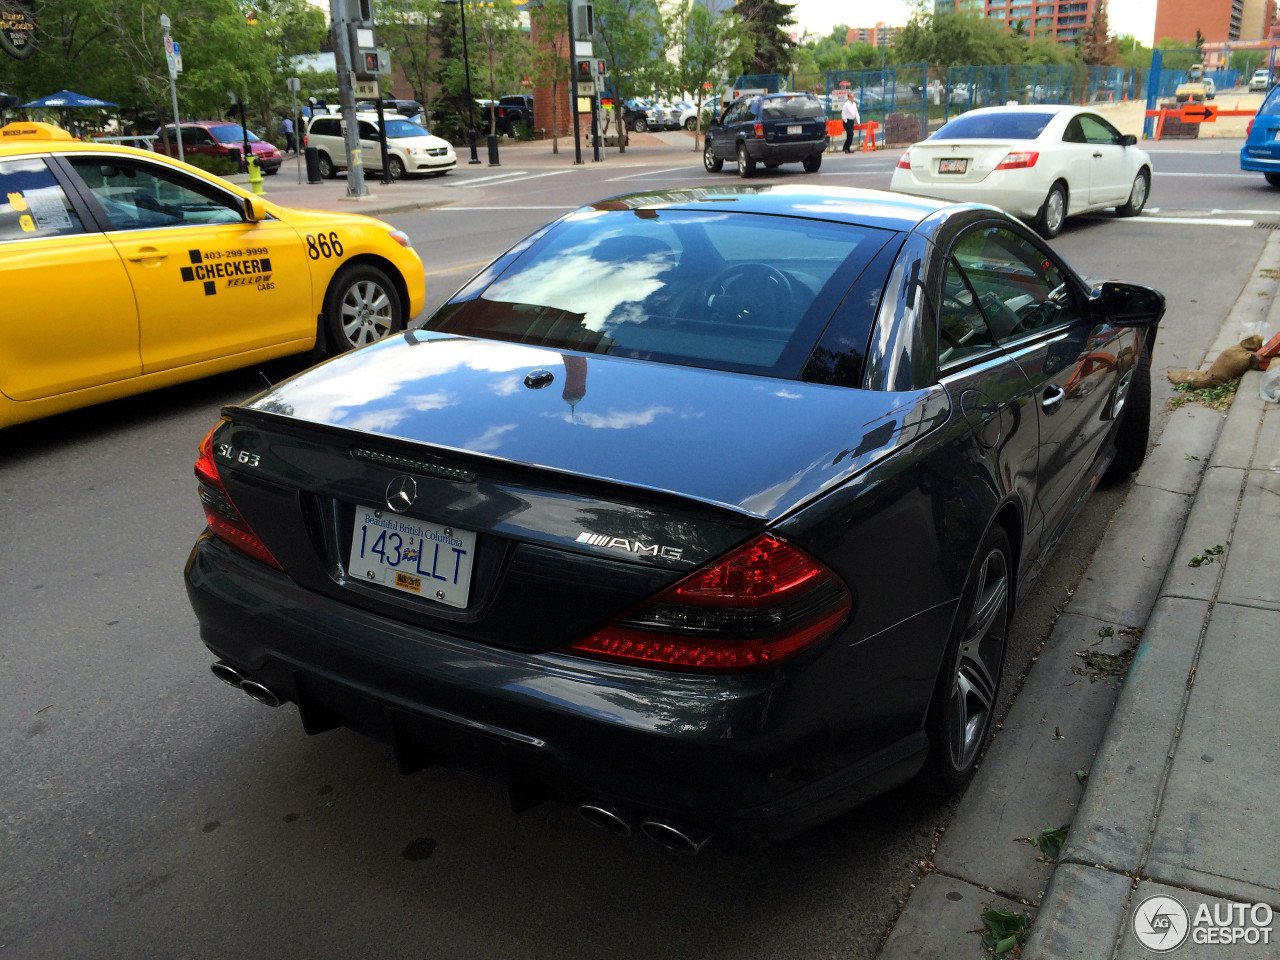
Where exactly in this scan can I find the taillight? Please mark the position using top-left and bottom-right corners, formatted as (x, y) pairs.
(194, 421), (282, 569)
(753, 122), (764, 139)
(1247, 119), (1254, 136)
(995, 151), (1039, 170)
(896, 151), (912, 169)
(563, 534), (851, 672)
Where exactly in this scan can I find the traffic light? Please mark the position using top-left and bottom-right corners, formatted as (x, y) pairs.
(577, 60), (591, 77)
(363, 52), (379, 74)
(597, 60), (606, 76)
(573, 2), (593, 38)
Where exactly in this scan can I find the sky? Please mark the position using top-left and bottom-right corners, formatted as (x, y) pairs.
(791, 0), (1158, 46)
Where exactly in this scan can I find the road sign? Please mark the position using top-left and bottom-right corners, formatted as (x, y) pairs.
(354, 79), (377, 98)
(164, 35), (173, 57)
(576, 81), (594, 96)
(1181, 103), (1218, 123)
(172, 41), (182, 74)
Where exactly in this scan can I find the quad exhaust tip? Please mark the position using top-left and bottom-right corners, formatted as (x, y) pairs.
(239, 679), (285, 708)
(577, 802), (635, 837)
(640, 818), (713, 855)
(210, 661), (246, 688)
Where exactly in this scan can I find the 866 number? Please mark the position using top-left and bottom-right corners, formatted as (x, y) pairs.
(306, 232), (344, 260)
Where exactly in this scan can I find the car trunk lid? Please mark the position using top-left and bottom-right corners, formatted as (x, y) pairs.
(905, 139), (1024, 184)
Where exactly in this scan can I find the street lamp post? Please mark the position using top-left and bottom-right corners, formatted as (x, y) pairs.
(443, 0), (481, 164)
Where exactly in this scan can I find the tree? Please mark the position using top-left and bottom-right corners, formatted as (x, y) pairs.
(667, 3), (750, 150)
(731, 0), (797, 76)
(1081, 0), (1118, 66)
(897, 9), (1024, 91)
(477, 1), (529, 136)
(380, 0), (446, 126)
(594, 0), (667, 152)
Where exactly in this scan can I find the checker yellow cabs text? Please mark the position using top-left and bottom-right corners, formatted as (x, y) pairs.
(0, 121), (425, 429)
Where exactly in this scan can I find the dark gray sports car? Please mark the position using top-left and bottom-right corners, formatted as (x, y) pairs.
(185, 186), (1164, 852)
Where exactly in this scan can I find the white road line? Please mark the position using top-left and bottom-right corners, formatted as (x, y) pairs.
(1146, 149), (1239, 155)
(456, 169), (574, 189)
(606, 165), (702, 181)
(455, 171), (530, 185)
(1210, 208), (1280, 215)
(1152, 172), (1259, 178)
(1126, 216), (1255, 226)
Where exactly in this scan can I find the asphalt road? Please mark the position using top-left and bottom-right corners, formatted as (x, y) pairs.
(2, 143), (1273, 959)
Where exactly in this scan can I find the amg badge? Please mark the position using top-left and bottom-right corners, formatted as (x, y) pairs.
(576, 531), (683, 561)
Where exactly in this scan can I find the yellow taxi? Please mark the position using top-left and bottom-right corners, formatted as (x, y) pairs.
(0, 121), (425, 429)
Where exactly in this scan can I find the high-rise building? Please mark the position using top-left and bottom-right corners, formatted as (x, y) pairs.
(933, 0), (1098, 43)
(1153, 0), (1276, 44)
(845, 23), (900, 47)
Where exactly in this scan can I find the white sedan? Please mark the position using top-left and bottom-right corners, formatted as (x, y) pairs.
(889, 105), (1152, 238)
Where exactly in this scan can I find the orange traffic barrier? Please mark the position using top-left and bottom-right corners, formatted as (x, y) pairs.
(825, 119), (880, 150)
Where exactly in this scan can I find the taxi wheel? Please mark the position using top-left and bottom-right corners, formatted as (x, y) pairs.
(317, 152), (336, 179)
(388, 156), (406, 180)
(322, 264), (404, 355)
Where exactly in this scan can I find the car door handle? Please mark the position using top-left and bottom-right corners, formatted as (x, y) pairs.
(1092, 151), (1103, 158)
(1042, 384), (1065, 414)
(126, 248), (168, 263)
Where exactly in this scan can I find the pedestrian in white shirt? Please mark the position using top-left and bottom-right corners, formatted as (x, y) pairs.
(840, 96), (860, 153)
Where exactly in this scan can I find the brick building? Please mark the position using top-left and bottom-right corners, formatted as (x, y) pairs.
(1152, 0), (1276, 43)
(933, 0), (1098, 43)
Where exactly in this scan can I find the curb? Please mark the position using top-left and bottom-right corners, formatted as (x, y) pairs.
(879, 233), (1280, 960)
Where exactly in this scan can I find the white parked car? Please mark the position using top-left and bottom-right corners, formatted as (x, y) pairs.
(1250, 69), (1270, 92)
(305, 113), (456, 180)
(889, 104), (1152, 238)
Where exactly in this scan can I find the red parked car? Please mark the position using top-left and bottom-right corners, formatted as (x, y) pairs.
(152, 121), (282, 174)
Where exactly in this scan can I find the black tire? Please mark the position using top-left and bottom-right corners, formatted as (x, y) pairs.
(387, 156), (406, 181)
(263, 167), (279, 176)
(1104, 346), (1151, 482)
(684, 117), (697, 130)
(1116, 169), (1149, 217)
(737, 143), (755, 178)
(703, 140), (723, 173)
(802, 152), (822, 173)
(1034, 181), (1067, 239)
(917, 524), (1012, 795)
(316, 151), (336, 179)
(1266, 173), (1280, 187)
(633, 117), (648, 133)
(321, 264), (404, 356)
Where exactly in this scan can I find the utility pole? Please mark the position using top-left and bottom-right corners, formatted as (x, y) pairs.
(330, 0), (368, 197)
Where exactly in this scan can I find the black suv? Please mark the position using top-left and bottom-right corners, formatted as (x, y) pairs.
(703, 92), (828, 178)
(494, 95), (534, 136)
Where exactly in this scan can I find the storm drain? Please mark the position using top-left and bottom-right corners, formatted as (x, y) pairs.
(1254, 221), (1280, 230)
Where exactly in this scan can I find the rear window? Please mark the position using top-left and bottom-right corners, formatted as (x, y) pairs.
(1261, 87), (1280, 116)
(932, 111), (1055, 140)
(762, 96), (824, 120)
(425, 209), (894, 380)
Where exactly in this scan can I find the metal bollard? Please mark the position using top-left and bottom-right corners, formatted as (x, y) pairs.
(304, 146), (323, 184)
(487, 133), (500, 166)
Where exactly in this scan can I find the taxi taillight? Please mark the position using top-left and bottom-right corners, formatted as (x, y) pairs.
(194, 422), (282, 570)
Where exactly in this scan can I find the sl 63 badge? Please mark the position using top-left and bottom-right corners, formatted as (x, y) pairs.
(217, 442), (260, 467)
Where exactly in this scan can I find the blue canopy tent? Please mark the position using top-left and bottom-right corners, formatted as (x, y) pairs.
(19, 90), (117, 108)
(17, 90), (119, 137)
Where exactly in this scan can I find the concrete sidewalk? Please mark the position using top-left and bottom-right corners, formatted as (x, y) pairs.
(880, 260), (1279, 956)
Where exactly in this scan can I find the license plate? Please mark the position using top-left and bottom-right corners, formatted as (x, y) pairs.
(938, 158), (968, 174)
(349, 506), (476, 608)
(787, 125), (802, 135)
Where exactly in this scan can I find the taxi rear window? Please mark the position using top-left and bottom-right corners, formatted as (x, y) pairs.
(0, 158), (86, 243)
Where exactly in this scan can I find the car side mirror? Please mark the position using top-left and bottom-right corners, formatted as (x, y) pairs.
(1098, 281), (1165, 327)
(1119, 134), (1138, 147)
(243, 196), (267, 222)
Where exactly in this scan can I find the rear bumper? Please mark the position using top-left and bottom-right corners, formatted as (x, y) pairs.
(889, 170), (1048, 221)
(185, 533), (928, 842)
(1240, 147), (1280, 172)
(744, 137), (828, 164)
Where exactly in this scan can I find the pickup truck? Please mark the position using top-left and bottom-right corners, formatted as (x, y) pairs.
(494, 95), (534, 136)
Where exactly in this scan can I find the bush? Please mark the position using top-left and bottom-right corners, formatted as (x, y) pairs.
(515, 121), (535, 141)
(180, 153), (241, 177)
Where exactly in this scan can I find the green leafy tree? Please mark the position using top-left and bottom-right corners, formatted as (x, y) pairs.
(897, 8), (1025, 92)
(380, 0), (446, 125)
(732, 0), (797, 76)
(667, 3), (750, 149)
(476, 1), (529, 136)
(594, 0), (667, 152)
